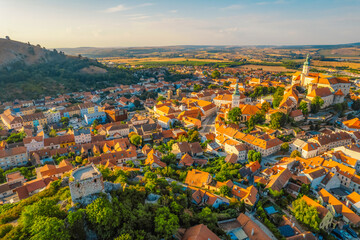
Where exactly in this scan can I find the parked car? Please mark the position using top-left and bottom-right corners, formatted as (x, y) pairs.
(332, 229), (345, 240)
(343, 225), (358, 238)
(340, 230), (352, 240)
(330, 233), (342, 240)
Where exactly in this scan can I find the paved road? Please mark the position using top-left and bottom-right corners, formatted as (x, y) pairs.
(201, 114), (216, 133)
(246, 212), (277, 240)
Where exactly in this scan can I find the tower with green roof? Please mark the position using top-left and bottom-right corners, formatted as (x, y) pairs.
(301, 54), (310, 86)
(232, 82), (240, 108)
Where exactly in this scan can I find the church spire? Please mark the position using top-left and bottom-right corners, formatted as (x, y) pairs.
(233, 82), (240, 96)
(304, 53), (310, 66)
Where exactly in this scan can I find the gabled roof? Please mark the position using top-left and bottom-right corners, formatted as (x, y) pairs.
(319, 189), (360, 225)
(232, 185), (258, 206)
(307, 87), (332, 98)
(145, 149), (166, 168)
(266, 168), (292, 192)
(179, 153), (194, 166)
(236, 213), (271, 240)
(343, 118), (360, 129)
(225, 153), (238, 164)
(246, 161), (261, 173)
(185, 169), (211, 188)
(347, 191), (360, 205)
(182, 224), (220, 240)
(241, 105), (260, 116)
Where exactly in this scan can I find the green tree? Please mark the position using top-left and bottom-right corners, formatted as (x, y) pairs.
(208, 84), (219, 89)
(92, 119), (99, 128)
(20, 199), (66, 229)
(223, 81), (231, 87)
(270, 112), (287, 129)
(130, 134), (142, 146)
(292, 198), (321, 231)
(66, 210), (86, 240)
(351, 99), (360, 111)
(75, 156), (83, 164)
(253, 152), (262, 163)
(154, 207), (179, 239)
(310, 96), (324, 114)
(187, 129), (200, 143)
(6, 131), (26, 143)
(280, 142), (289, 152)
(211, 70), (221, 79)
(30, 217), (70, 240)
(298, 101), (309, 116)
(228, 107), (242, 124)
(290, 150), (301, 158)
(261, 101), (271, 112)
(239, 201), (246, 213)
(49, 129), (57, 138)
(0, 224), (13, 238)
(247, 150), (255, 162)
(157, 96), (166, 102)
(300, 184), (310, 195)
(60, 117), (69, 127)
(219, 185), (230, 197)
(133, 99), (141, 108)
(197, 207), (217, 229)
(193, 84), (202, 92)
(272, 87), (285, 108)
(86, 197), (121, 239)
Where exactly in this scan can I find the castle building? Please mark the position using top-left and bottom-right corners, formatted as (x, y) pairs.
(292, 54), (351, 101)
(69, 164), (104, 203)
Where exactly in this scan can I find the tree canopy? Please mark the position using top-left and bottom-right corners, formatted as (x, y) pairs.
(310, 96), (324, 114)
(270, 112), (287, 129)
(228, 107), (242, 124)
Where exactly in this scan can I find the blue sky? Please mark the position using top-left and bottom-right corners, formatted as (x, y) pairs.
(1, 0), (359, 48)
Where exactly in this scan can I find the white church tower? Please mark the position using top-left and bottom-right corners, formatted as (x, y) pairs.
(300, 54), (310, 86)
(232, 82), (240, 108)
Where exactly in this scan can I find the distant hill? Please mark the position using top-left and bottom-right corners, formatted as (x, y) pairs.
(0, 38), (137, 101)
(59, 43), (360, 59)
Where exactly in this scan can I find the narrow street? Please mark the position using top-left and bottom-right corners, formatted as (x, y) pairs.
(200, 114), (216, 133)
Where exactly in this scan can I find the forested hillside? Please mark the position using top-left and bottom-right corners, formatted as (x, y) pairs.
(0, 38), (137, 102)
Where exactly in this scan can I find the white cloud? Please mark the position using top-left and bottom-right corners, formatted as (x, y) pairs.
(104, 4), (129, 13)
(169, 10), (178, 13)
(126, 14), (150, 20)
(104, 3), (153, 13)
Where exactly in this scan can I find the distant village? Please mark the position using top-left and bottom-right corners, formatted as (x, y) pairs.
(2, 55), (360, 240)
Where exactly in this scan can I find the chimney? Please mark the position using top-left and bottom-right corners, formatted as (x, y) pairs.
(251, 228), (254, 236)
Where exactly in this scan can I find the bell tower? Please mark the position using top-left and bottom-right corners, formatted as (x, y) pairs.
(300, 54), (310, 86)
(232, 82), (240, 108)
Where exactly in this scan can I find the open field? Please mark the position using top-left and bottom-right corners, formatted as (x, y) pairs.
(238, 64), (296, 72)
(99, 57), (230, 64)
(311, 60), (360, 69)
(318, 47), (360, 58)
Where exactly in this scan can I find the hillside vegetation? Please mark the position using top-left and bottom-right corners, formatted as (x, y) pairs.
(0, 38), (137, 101)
